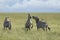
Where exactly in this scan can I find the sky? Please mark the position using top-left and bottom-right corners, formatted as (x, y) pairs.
(0, 0), (60, 12)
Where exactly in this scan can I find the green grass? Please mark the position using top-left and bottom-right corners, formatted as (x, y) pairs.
(0, 13), (60, 40)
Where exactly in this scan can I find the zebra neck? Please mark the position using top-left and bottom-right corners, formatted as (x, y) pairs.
(27, 19), (30, 22)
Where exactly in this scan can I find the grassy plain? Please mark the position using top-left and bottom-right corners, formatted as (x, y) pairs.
(0, 13), (60, 40)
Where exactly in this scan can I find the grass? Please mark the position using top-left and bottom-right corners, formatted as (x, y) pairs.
(0, 13), (60, 40)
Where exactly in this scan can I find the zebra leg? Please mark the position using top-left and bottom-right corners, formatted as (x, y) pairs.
(9, 27), (11, 30)
(4, 26), (5, 30)
(3, 23), (5, 30)
(42, 25), (45, 31)
(31, 24), (33, 29)
(46, 25), (47, 32)
(29, 26), (30, 30)
(37, 27), (39, 30)
(25, 28), (28, 31)
(46, 25), (50, 31)
(42, 28), (45, 31)
(48, 27), (50, 31)
(26, 28), (28, 31)
(9, 24), (11, 30)
(4, 25), (7, 30)
(6, 27), (7, 30)
(46, 28), (47, 32)
(45, 25), (50, 32)
(4, 26), (7, 30)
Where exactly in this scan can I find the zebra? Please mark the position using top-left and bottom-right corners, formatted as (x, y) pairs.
(25, 14), (33, 31)
(32, 16), (50, 31)
(3, 17), (11, 30)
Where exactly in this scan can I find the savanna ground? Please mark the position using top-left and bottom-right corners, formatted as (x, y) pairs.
(0, 13), (60, 40)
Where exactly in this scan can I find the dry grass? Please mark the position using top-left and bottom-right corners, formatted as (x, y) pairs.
(0, 13), (60, 40)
